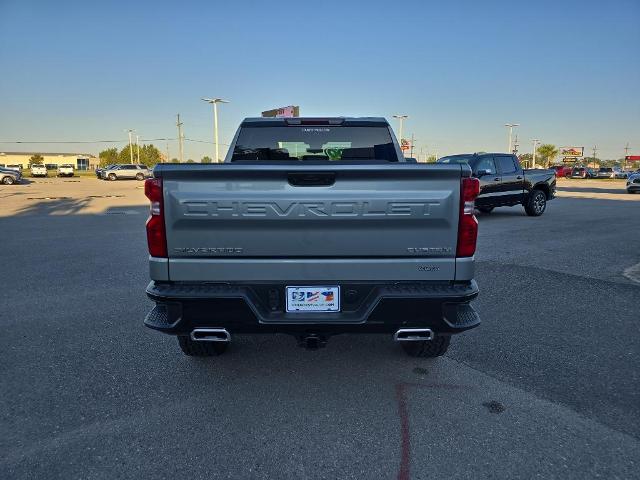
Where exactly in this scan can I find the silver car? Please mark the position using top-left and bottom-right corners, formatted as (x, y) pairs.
(596, 167), (614, 178)
(0, 166), (22, 185)
(103, 164), (151, 181)
(627, 173), (640, 194)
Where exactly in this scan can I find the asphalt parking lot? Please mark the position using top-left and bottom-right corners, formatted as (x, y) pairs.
(1, 177), (639, 479)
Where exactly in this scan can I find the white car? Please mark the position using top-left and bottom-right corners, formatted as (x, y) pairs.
(58, 164), (75, 177)
(30, 164), (47, 177)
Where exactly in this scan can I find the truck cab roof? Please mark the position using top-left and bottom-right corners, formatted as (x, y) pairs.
(240, 117), (390, 127)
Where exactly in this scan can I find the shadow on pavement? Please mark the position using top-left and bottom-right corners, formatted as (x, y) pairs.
(556, 186), (628, 195)
(12, 197), (96, 216)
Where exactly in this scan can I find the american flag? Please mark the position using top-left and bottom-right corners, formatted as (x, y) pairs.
(306, 291), (320, 302)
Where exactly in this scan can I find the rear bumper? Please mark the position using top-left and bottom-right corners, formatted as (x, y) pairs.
(144, 280), (480, 336)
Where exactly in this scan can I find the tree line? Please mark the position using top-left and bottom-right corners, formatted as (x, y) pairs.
(98, 146), (215, 167)
(98, 145), (164, 167)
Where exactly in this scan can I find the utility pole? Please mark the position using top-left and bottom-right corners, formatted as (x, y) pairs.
(624, 142), (630, 170)
(127, 129), (134, 164)
(393, 115), (408, 156)
(410, 133), (415, 158)
(532, 139), (540, 168)
(176, 114), (184, 163)
(505, 123), (519, 153)
(592, 145), (598, 168)
(165, 141), (170, 163)
(135, 134), (140, 163)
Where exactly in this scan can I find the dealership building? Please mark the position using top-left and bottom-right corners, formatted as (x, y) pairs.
(0, 151), (97, 171)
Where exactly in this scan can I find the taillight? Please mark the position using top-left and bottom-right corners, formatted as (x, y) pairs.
(144, 178), (167, 258)
(456, 177), (480, 257)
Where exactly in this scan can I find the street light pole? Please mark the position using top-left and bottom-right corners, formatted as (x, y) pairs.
(127, 129), (134, 164)
(392, 115), (408, 156)
(202, 98), (230, 162)
(136, 134), (140, 163)
(176, 114), (184, 163)
(505, 123), (520, 153)
(532, 139), (540, 168)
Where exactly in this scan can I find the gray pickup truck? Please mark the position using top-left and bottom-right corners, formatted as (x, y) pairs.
(144, 117), (480, 358)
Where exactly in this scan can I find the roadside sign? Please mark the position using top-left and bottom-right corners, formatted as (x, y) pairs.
(400, 138), (411, 151)
(560, 147), (584, 157)
(262, 106), (300, 118)
(625, 155), (640, 162)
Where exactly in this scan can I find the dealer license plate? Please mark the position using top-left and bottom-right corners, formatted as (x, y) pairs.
(286, 286), (340, 312)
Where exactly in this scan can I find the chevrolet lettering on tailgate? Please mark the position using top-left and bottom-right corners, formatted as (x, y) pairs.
(180, 200), (441, 218)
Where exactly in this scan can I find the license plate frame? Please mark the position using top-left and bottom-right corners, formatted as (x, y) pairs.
(285, 286), (341, 313)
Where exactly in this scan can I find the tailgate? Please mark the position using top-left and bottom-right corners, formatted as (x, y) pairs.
(159, 163), (463, 281)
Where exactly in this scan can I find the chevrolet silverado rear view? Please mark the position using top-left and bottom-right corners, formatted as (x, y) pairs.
(144, 117), (481, 357)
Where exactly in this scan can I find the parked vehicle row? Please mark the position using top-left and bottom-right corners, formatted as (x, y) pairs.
(567, 166), (632, 179)
(96, 164), (151, 181)
(3, 164), (77, 178)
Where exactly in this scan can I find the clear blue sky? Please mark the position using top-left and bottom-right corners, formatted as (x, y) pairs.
(1, 0), (638, 160)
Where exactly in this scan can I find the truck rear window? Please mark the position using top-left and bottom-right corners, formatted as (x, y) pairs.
(231, 126), (398, 162)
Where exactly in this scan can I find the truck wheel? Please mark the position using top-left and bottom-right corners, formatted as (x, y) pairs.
(401, 335), (450, 358)
(177, 336), (228, 356)
(477, 206), (493, 214)
(524, 189), (546, 216)
(2, 176), (15, 185)
(108, 173), (117, 181)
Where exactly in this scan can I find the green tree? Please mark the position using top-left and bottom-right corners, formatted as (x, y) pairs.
(117, 144), (162, 167)
(186, 159), (195, 163)
(139, 144), (162, 167)
(98, 147), (119, 167)
(118, 145), (135, 164)
(29, 154), (44, 165)
(170, 158), (179, 163)
(201, 156), (212, 163)
(536, 144), (558, 168)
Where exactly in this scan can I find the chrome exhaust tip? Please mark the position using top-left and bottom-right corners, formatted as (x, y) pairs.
(190, 328), (231, 342)
(394, 328), (434, 342)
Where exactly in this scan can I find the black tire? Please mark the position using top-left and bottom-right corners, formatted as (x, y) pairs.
(108, 173), (117, 181)
(2, 176), (15, 185)
(401, 335), (450, 358)
(135, 173), (144, 181)
(177, 336), (228, 356)
(524, 189), (547, 216)
(477, 206), (494, 214)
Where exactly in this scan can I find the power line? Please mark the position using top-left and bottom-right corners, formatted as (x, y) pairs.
(184, 138), (230, 146)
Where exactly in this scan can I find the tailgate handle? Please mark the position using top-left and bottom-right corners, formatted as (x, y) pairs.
(288, 172), (335, 187)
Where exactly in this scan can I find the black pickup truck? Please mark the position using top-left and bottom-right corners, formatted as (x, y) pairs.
(438, 153), (556, 216)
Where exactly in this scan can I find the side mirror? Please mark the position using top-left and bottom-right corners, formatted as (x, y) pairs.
(405, 157), (417, 163)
